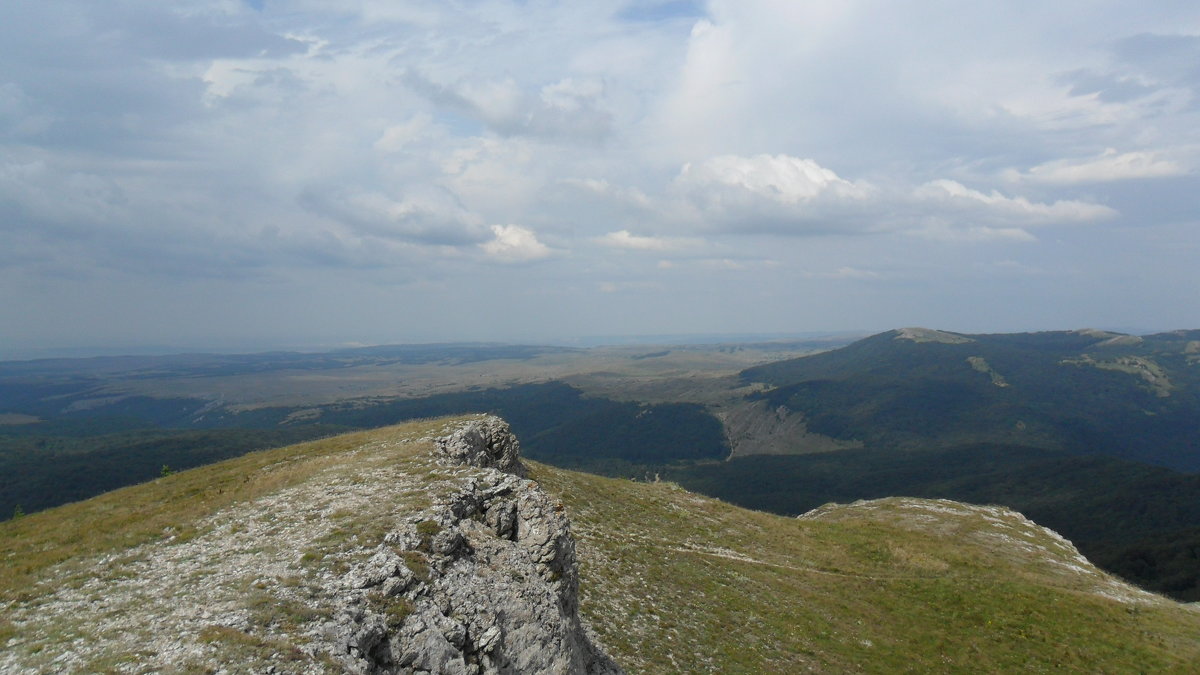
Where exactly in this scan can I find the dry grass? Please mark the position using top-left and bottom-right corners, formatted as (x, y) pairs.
(0, 419), (452, 603)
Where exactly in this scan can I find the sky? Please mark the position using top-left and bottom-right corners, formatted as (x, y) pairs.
(2, 1), (1199, 357)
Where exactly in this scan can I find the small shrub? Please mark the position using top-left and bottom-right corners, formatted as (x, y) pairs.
(399, 550), (430, 582)
(384, 597), (415, 627)
(416, 520), (441, 552)
(245, 592), (323, 629)
(198, 625), (256, 646)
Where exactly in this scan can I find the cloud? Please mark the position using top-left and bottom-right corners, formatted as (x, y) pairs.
(912, 180), (1117, 224)
(660, 153), (1114, 241)
(678, 154), (870, 204)
(653, 257), (778, 272)
(559, 178), (654, 211)
(570, 151), (1121, 244)
(905, 222), (1040, 244)
(1010, 149), (1187, 184)
(403, 71), (612, 141)
(670, 154), (875, 234)
(594, 230), (702, 252)
(3, 1), (1200, 350)
(481, 224), (554, 263)
(806, 266), (881, 280)
(1058, 69), (1158, 104)
(1052, 32), (1200, 131)
(1111, 33), (1200, 91)
(437, 136), (545, 218)
(617, 1), (707, 23)
(298, 188), (489, 246)
(375, 113), (435, 152)
(598, 280), (661, 293)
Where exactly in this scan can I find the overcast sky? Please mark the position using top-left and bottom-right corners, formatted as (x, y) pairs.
(2, 1), (1199, 356)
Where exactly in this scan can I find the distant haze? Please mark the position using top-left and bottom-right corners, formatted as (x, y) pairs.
(2, 1), (1199, 358)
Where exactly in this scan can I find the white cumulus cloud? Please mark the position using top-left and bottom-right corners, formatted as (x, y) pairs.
(480, 224), (554, 263)
(677, 154), (870, 205)
(670, 154), (875, 234)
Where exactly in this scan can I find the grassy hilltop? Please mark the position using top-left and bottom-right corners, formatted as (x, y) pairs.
(2, 417), (1198, 673)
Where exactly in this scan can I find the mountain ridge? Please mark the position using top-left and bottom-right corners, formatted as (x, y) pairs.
(1, 416), (621, 674)
(4, 416), (1200, 672)
(739, 327), (1200, 471)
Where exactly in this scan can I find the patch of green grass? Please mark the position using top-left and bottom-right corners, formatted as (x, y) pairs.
(534, 460), (1200, 674)
(245, 591), (326, 630)
(357, 516), (397, 545)
(368, 593), (415, 628)
(82, 649), (160, 673)
(399, 550), (430, 582)
(195, 622), (345, 671)
(415, 519), (442, 552)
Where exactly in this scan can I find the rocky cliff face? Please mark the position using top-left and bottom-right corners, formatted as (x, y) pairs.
(329, 417), (622, 674)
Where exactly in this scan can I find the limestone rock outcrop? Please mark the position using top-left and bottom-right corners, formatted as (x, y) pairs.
(434, 416), (526, 477)
(329, 416), (623, 675)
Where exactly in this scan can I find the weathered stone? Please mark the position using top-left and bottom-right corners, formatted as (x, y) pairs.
(443, 620), (467, 650)
(334, 615), (388, 665)
(334, 416), (623, 674)
(485, 500), (517, 540)
(431, 529), (469, 557)
(380, 565), (414, 597)
(477, 625), (501, 654)
(435, 417), (526, 476)
(346, 550), (401, 589)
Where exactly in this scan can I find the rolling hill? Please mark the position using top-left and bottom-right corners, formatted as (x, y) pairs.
(740, 327), (1200, 471)
(688, 328), (1200, 601)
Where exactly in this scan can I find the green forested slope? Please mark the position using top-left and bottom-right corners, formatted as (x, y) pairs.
(741, 329), (1200, 471)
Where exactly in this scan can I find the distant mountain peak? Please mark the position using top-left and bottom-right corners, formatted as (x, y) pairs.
(893, 327), (974, 344)
(1072, 328), (1127, 340)
(1095, 334), (1144, 348)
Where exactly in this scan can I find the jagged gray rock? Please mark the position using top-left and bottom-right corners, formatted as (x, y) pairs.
(332, 415), (623, 675)
(435, 417), (526, 477)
